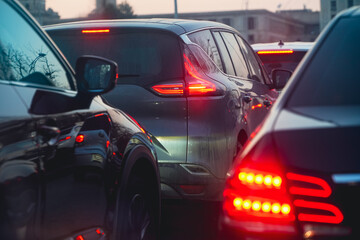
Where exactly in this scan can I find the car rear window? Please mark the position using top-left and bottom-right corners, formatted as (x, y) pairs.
(287, 17), (360, 107)
(257, 51), (306, 73)
(47, 29), (183, 85)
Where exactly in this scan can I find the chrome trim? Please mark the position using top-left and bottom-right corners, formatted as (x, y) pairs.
(332, 173), (360, 184)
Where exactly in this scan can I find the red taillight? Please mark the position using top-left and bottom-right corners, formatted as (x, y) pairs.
(287, 172), (332, 198)
(257, 50), (294, 55)
(223, 137), (344, 236)
(251, 103), (263, 110)
(151, 82), (184, 96)
(82, 29), (110, 34)
(294, 200), (343, 224)
(183, 54), (217, 96)
(75, 235), (84, 240)
(75, 134), (84, 143)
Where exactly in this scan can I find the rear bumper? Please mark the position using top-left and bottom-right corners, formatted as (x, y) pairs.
(158, 162), (225, 201)
(219, 215), (354, 240)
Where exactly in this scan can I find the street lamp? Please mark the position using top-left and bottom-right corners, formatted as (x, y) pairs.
(174, 0), (178, 18)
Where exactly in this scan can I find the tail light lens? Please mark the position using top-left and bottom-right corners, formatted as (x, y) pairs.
(151, 46), (225, 97)
(223, 135), (344, 235)
(257, 49), (294, 55)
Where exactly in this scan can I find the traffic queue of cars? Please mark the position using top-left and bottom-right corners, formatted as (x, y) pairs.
(1, 0), (358, 239)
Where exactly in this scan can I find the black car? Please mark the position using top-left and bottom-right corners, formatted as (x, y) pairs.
(220, 6), (360, 240)
(0, 1), (160, 239)
(45, 19), (282, 202)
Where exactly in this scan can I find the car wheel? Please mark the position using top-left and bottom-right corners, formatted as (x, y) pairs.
(113, 175), (159, 240)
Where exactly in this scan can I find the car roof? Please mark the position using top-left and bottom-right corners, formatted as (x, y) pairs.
(44, 18), (234, 36)
(251, 41), (314, 52)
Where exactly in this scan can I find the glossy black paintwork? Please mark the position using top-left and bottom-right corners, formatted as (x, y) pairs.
(0, 1), (158, 239)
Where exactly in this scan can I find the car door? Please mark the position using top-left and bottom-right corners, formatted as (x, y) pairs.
(0, 2), (111, 239)
(0, 83), (40, 240)
(235, 34), (278, 133)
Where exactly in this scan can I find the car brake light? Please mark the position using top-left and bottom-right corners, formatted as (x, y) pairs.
(151, 82), (184, 96)
(82, 29), (110, 34)
(223, 136), (344, 236)
(257, 50), (294, 55)
(75, 134), (84, 143)
(183, 54), (217, 95)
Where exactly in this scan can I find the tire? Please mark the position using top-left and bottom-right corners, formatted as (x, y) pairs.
(112, 174), (159, 240)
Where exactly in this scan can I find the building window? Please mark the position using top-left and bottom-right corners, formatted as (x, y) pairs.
(331, 13), (336, 19)
(330, 0), (337, 11)
(222, 18), (231, 26)
(248, 34), (255, 43)
(248, 17), (255, 30)
(25, 3), (30, 10)
(348, 0), (354, 7)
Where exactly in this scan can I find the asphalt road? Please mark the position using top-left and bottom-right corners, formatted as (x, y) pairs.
(160, 200), (221, 240)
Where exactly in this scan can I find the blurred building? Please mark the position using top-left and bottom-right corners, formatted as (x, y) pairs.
(320, 0), (360, 29)
(140, 9), (319, 44)
(18, 0), (59, 25)
(96, 0), (116, 9)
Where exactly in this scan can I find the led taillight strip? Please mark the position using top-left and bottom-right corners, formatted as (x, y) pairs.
(257, 50), (294, 55)
(82, 29), (110, 33)
(238, 171), (282, 188)
(151, 84), (184, 95)
(294, 199), (344, 224)
(233, 197), (291, 215)
(287, 173), (332, 197)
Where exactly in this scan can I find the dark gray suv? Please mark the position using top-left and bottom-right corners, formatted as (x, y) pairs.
(45, 19), (280, 201)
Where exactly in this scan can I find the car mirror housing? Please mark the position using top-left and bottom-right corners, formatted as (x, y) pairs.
(75, 55), (118, 96)
(271, 69), (292, 90)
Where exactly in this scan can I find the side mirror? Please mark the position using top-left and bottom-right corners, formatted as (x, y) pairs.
(75, 55), (118, 95)
(271, 69), (292, 90)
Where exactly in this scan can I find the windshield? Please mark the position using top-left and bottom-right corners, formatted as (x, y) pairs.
(287, 17), (360, 108)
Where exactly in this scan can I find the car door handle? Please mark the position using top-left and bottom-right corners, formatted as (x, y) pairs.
(38, 125), (60, 145)
(263, 99), (272, 107)
(243, 95), (252, 103)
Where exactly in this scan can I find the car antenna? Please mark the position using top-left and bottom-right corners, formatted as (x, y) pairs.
(278, 40), (284, 46)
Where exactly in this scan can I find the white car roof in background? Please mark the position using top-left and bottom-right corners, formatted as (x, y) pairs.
(252, 41), (314, 52)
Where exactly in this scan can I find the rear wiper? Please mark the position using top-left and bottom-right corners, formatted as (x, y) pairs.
(117, 74), (140, 78)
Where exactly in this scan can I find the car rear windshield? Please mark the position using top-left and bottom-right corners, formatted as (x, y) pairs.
(48, 29), (183, 85)
(287, 17), (360, 108)
(257, 51), (306, 73)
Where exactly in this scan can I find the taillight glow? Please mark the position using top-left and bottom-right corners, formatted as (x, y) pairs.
(287, 173), (332, 198)
(183, 54), (217, 95)
(59, 136), (71, 142)
(257, 50), (294, 55)
(151, 83), (184, 95)
(252, 104), (263, 110)
(238, 171), (282, 188)
(95, 113), (105, 117)
(230, 197), (292, 216)
(75, 235), (84, 240)
(82, 29), (110, 33)
(75, 134), (84, 143)
(106, 140), (110, 148)
(294, 200), (344, 224)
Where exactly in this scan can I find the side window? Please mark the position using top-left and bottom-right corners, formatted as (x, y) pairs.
(220, 32), (250, 79)
(213, 32), (235, 76)
(188, 30), (223, 71)
(236, 35), (265, 83)
(0, 1), (72, 90)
